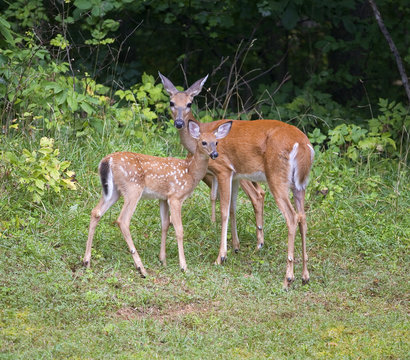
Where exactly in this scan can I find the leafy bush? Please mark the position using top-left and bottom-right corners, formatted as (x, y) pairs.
(2, 137), (76, 203)
(368, 98), (409, 144)
(257, 83), (347, 133)
(308, 98), (405, 161)
(114, 72), (174, 139)
(114, 72), (169, 123)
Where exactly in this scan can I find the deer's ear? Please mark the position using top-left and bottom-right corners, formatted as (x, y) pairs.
(188, 121), (201, 139)
(158, 72), (179, 96)
(215, 121), (232, 140)
(186, 75), (208, 97)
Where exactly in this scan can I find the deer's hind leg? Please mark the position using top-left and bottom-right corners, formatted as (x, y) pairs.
(116, 186), (147, 277)
(240, 180), (265, 250)
(83, 188), (120, 267)
(293, 188), (309, 285)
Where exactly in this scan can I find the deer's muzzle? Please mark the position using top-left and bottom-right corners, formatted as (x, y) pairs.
(174, 119), (185, 129)
(210, 151), (218, 160)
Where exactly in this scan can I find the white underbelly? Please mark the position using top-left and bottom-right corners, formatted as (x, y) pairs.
(141, 187), (167, 200)
(233, 171), (267, 182)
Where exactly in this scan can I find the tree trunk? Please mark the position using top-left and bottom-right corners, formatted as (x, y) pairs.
(368, 0), (410, 104)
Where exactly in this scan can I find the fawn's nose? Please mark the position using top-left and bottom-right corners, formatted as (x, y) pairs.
(210, 151), (218, 160)
(174, 119), (185, 129)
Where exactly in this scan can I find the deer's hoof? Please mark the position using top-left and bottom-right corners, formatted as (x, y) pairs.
(283, 276), (295, 290)
(137, 267), (147, 278)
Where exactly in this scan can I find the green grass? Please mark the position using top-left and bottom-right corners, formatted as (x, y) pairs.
(1, 129), (409, 359)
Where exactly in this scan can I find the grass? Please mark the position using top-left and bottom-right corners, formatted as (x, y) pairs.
(0, 127), (409, 359)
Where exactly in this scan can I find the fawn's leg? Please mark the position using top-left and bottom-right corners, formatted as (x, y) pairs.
(116, 188), (147, 277)
(159, 199), (170, 266)
(83, 190), (119, 267)
(168, 198), (187, 271)
(215, 172), (234, 264)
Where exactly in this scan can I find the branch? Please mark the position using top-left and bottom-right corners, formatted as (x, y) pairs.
(368, 0), (410, 104)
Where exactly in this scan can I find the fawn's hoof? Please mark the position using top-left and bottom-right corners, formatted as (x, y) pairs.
(283, 276), (295, 290)
(137, 267), (147, 278)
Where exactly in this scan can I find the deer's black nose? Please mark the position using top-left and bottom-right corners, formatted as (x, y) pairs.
(210, 151), (218, 160)
(174, 119), (185, 129)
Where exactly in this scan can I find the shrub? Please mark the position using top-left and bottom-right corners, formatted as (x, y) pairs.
(2, 137), (76, 203)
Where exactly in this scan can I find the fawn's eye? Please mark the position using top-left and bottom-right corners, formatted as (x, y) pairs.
(202, 141), (207, 146)
(216, 142), (218, 146)
(170, 101), (174, 107)
(187, 103), (192, 108)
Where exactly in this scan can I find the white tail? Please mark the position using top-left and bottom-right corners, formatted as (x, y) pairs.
(83, 120), (232, 276)
(159, 73), (314, 288)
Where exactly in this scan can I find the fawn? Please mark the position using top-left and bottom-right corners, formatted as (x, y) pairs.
(83, 120), (232, 276)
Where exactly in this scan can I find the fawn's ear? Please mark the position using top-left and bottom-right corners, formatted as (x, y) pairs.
(186, 75), (208, 98)
(214, 121), (232, 140)
(158, 72), (179, 96)
(188, 121), (201, 139)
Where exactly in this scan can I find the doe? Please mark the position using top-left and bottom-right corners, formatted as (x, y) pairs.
(159, 73), (315, 288)
(83, 120), (232, 276)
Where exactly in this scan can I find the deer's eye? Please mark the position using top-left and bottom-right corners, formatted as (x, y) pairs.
(170, 101), (175, 107)
(202, 141), (207, 146)
(216, 142), (218, 146)
(187, 103), (192, 108)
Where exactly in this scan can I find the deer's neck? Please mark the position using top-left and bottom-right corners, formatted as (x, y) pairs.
(187, 149), (209, 186)
(179, 116), (200, 154)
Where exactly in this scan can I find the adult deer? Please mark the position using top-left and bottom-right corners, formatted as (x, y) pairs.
(159, 73), (266, 255)
(83, 120), (232, 276)
(159, 73), (315, 288)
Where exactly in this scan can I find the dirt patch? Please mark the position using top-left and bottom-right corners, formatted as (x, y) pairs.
(114, 300), (221, 323)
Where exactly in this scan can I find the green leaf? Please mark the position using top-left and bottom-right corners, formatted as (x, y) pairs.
(67, 95), (78, 112)
(35, 179), (45, 190)
(282, 4), (299, 30)
(49, 168), (60, 181)
(80, 102), (95, 115)
(74, 0), (92, 10)
(0, 16), (14, 45)
(60, 161), (71, 172)
(142, 73), (155, 85)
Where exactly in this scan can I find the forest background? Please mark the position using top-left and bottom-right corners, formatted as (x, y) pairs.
(0, 0), (409, 358)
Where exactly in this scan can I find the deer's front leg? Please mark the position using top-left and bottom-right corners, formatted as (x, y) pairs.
(215, 172), (233, 264)
(159, 200), (170, 266)
(169, 198), (187, 272)
(229, 179), (240, 252)
(210, 176), (218, 223)
(202, 173), (218, 222)
(116, 191), (148, 277)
